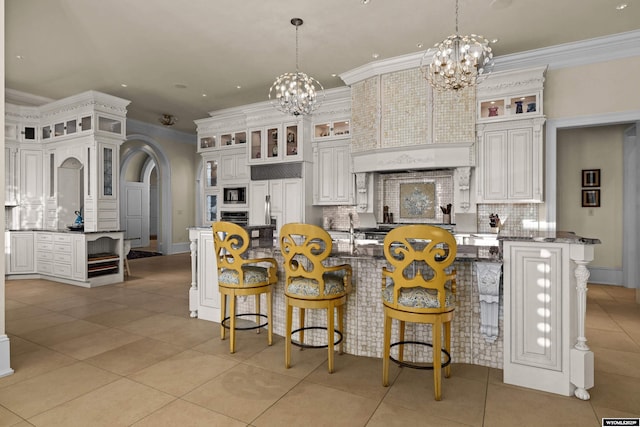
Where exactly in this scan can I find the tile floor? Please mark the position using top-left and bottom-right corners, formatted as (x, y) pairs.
(1, 253), (639, 426)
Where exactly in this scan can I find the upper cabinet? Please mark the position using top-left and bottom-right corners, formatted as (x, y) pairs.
(312, 119), (350, 141)
(195, 111), (247, 153)
(476, 66), (546, 124)
(476, 67), (547, 203)
(249, 122), (301, 164)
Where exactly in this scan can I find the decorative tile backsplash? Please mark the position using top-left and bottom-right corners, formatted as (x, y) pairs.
(477, 203), (540, 233)
(378, 170), (454, 224)
(323, 201), (540, 234)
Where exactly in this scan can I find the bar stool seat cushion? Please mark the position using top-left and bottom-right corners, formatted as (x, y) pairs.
(383, 283), (455, 309)
(287, 273), (345, 297)
(219, 266), (270, 287)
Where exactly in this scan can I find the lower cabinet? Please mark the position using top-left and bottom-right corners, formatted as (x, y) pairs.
(188, 228), (220, 321)
(7, 231), (123, 287)
(6, 231), (35, 274)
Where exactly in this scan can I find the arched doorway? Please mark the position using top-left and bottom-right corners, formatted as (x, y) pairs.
(120, 134), (172, 254)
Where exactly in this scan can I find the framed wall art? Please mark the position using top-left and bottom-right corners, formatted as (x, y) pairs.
(582, 189), (600, 208)
(582, 169), (600, 187)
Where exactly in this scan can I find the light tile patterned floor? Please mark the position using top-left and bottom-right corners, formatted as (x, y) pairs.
(1, 253), (638, 426)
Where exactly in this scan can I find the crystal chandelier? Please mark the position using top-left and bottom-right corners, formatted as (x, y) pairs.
(422, 0), (494, 91)
(269, 18), (324, 116)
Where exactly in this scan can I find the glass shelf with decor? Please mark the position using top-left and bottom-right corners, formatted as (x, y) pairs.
(478, 93), (541, 122)
(313, 119), (350, 141)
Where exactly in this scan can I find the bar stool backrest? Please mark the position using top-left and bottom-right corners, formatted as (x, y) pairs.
(280, 223), (341, 298)
(382, 225), (457, 313)
(213, 221), (250, 287)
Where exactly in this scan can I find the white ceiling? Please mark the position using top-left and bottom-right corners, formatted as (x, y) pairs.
(5, 0), (640, 134)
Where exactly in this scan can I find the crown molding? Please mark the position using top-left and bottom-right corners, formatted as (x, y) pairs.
(494, 29), (640, 72)
(340, 30), (640, 85)
(4, 88), (55, 106)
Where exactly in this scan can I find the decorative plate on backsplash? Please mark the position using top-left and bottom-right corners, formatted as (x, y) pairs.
(399, 182), (435, 219)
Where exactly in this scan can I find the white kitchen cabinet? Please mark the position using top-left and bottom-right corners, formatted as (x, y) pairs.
(476, 118), (545, 203)
(312, 119), (350, 141)
(200, 153), (219, 225)
(219, 130), (247, 147)
(249, 122), (301, 164)
(6, 231), (35, 274)
(8, 230), (123, 287)
(188, 228), (220, 321)
(249, 178), (302, 234)
(313, 140), (354, 205)
(36, 232), (54, 275)
(219, 148), (249, 182)
(502, 239), (596, 397)
(4, 145), (18, 206)
(19, 148), (45, 228)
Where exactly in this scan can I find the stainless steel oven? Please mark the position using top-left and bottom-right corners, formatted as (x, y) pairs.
(220, 210), (248, 226)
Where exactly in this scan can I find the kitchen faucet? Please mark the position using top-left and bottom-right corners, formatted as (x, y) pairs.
(349, 213), (355, 248)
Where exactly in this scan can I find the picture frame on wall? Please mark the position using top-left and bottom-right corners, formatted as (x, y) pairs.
(582, 189), (600, 207)
(582, 169), (601, 187)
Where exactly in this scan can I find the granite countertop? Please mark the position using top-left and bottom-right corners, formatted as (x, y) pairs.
(329, 241), (502, 262)
(7, 228), (124, 234)
(498, 230), (601, 245)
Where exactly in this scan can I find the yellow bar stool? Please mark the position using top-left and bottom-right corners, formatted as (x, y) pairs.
(280, 223), (352, 373)
(213, 221), (278, 354)
(381, 225), (457, 400)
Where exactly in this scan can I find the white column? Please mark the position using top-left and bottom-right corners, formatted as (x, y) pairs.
(569, 244), (595, 400)
(189, 235), (199, 318)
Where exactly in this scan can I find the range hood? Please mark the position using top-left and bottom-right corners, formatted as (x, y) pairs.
(351, 142), (475, 173)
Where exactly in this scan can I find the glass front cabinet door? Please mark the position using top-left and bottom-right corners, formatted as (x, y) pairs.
(249, 123), (300, 163)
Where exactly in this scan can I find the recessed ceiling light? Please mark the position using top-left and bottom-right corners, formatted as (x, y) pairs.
(120, 83), (128, 88)
(331, 73), (337, 77)
(416, 43), (424, 49)
(362, 0), (370, 4)
(202, 93), (207, 97)
(236, 85), (242, 89)
(616, 3), (628, 10)
(491, 38), (499, 44)
(16, 55), (24, 60)
(372, 53), (380, 59)
(174, 83), (188, 89)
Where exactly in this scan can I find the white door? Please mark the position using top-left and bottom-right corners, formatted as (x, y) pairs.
(122, 182), (150, 248)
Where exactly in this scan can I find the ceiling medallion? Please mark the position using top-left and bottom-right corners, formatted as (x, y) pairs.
(159, 114), (177, 126)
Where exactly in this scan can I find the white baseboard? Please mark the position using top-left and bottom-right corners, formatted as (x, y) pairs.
(167, 242), (190, 255)
(0, 335), (14, 378)
(588, 267), (624, 286)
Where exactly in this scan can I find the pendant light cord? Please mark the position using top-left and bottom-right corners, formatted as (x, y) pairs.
(455, 0), (459, 34)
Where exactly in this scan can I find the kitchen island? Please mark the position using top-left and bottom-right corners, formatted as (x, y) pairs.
(188, 226), (600, 399)
(5, 229), (124, 287)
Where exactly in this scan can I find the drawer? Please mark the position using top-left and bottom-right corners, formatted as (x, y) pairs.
(37, 251), (54, 261)
(53, 243), (72, 253)
(37, 261), (54, 275)
(53, 263), (72, 277)
(37, 233), (53, 242)
(54, 252), (72, 263)
(37, 242), (54, 251)
(53, 234), (72, 244)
